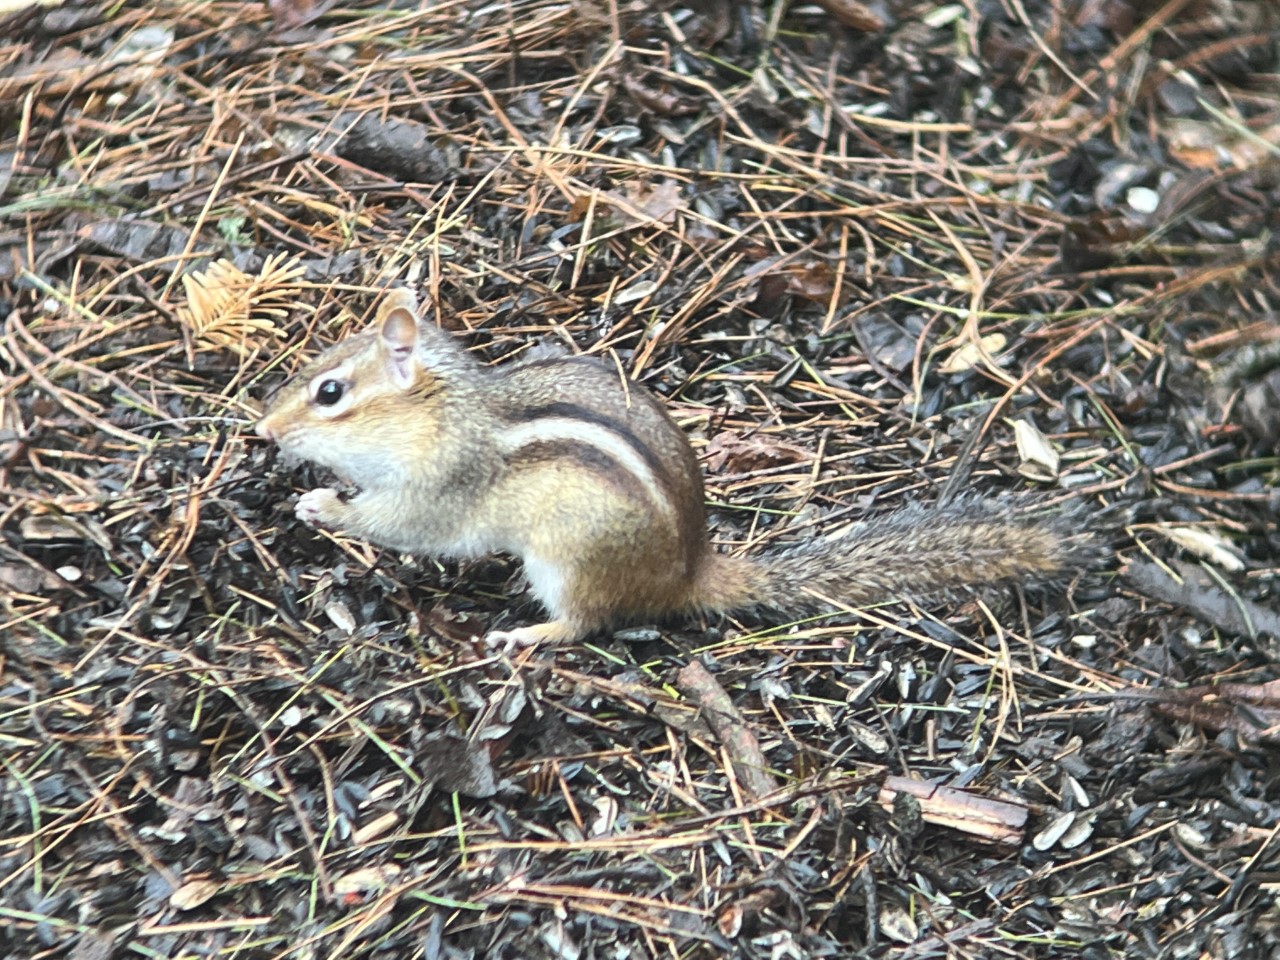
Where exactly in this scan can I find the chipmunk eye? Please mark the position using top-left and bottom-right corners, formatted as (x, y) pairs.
(315, 380), (345, 406)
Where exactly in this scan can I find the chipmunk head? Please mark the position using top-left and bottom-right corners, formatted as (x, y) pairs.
(255, 288), (475, 489)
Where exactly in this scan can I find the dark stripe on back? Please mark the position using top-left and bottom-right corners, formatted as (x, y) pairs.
(505, 439), (649, 501)
(501, 401), (672, 490)
(514, 356), (597, 371)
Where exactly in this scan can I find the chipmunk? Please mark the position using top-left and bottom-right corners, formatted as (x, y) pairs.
(256, 289), (1095, 647)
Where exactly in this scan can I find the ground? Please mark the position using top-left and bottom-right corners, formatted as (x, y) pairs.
(2, 1), (1279, 958)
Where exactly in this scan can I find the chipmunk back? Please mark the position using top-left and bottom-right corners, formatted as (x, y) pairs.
(257, 289), (1095, 647)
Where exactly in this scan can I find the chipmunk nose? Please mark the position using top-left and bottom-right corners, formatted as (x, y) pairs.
(255, 419), (274, 440)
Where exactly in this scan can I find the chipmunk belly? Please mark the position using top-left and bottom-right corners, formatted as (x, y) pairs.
(520, 553), (568, 618)
(339, 486), (493, 559)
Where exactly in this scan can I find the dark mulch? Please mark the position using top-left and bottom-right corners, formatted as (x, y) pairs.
(2, 1), (1278, 957)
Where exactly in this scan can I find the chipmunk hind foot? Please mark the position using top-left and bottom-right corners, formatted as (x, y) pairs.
(484, 619), (581, 651)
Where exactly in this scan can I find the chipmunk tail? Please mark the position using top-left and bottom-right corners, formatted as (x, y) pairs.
(687, 495), (1104, 620)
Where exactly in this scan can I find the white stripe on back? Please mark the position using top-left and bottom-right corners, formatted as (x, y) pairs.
(494, 418), (673, 517)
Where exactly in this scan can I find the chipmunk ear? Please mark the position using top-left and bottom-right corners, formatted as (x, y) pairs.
(376, 287), (471, 387)
(377, 288), (424, 387)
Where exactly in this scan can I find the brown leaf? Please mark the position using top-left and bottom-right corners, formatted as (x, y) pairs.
(810, 0), (885, 31)
(1149, 681), (1280, 745)
(20, 514), (112, 551)
(1166, 118), (1280, 172)
(267, 0), (335, 30)
(1101, 679), (1280, 745)
(704, 432), (811, 474)
(424, 603), (488, 644)
(0, 562), (66, 594)
(1074, 0), (1136, 32)
(170, 878), (221, 911)
(576, 181), (689, 229)
(621, 75), (693, 116)
(784, 260), (839, 303)
(332, 863), (402, 899)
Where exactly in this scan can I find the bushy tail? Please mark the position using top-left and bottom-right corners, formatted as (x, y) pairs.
(688, 496), (1099, 617)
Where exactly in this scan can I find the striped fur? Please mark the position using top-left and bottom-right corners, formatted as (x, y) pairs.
(494, 411), (677, 520)
(258, 289), (1097, 647)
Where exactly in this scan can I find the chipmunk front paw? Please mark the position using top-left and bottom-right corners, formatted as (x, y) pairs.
(295, 488), (346, 528)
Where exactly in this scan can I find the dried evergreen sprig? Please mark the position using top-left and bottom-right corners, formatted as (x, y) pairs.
(178, 253), (305, 356)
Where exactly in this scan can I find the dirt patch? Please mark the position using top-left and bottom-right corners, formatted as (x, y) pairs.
(2, 1), (1278, 956)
